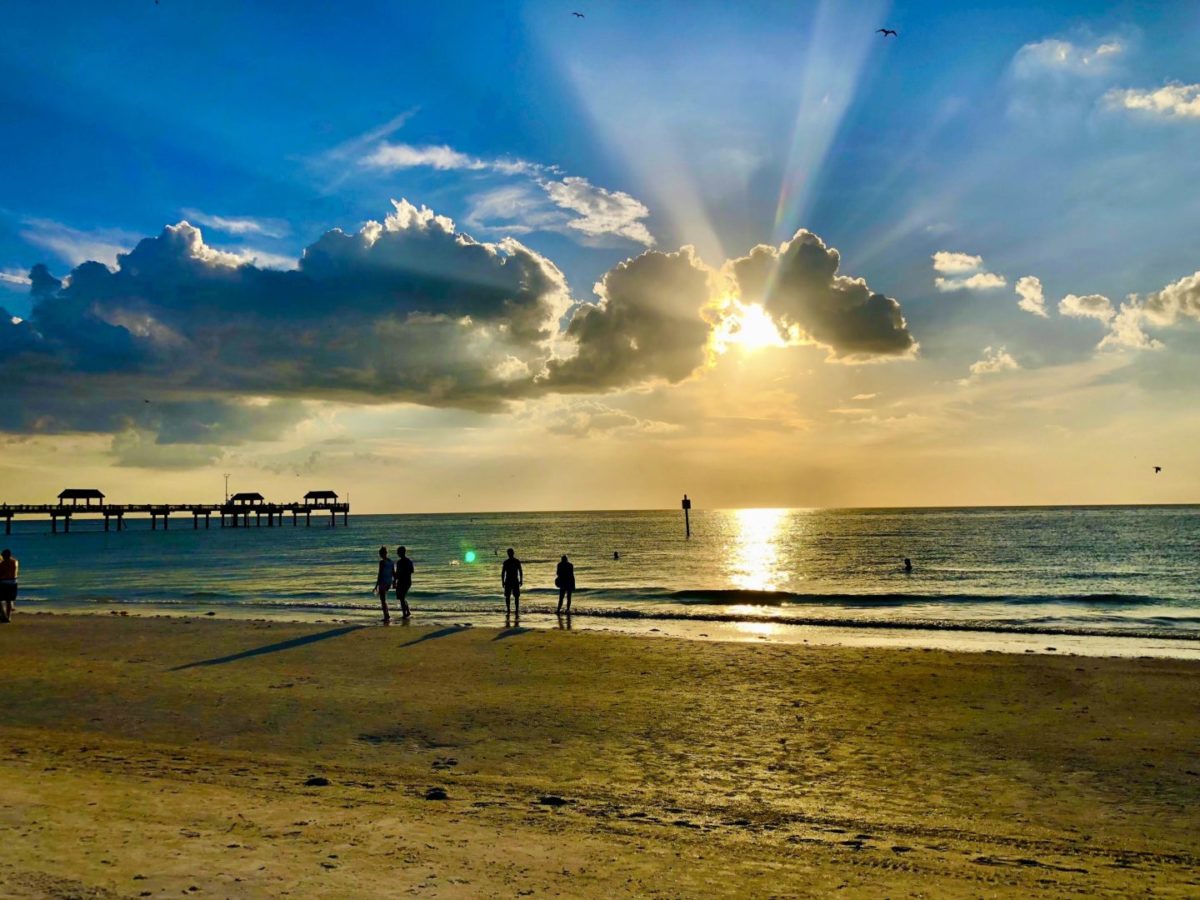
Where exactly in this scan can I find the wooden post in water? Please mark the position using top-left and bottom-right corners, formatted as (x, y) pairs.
(682, 493), (691, 539)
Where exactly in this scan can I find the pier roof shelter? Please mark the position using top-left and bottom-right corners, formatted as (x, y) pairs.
(229, 492), (265, 506)
(303, 490), (339, 505)
(58, 488), (106, 507)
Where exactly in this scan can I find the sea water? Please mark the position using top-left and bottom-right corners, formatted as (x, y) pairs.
(6, 506), (1200, 645)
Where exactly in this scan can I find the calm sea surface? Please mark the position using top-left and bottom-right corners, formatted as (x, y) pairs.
(6, 506), (1200, 639)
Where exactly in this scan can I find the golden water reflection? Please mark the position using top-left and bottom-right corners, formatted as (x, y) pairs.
(728, 508), (789, 592)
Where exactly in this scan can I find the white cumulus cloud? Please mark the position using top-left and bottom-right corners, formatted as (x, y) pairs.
(960, 346), (1020, 385)
(541, 177), (654, 247)
(932, 250), (1006, 292)
(932, 251), (983, 274)
(935, 272), (1007, 292)
(1015, 275), (1048, 317)
(1059, 293), (1115, 322)
(1100, 269), (1200, 351)
(1105, 83), (1200, 120)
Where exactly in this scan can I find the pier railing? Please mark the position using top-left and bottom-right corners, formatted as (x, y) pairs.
(0, 501), (350, 534)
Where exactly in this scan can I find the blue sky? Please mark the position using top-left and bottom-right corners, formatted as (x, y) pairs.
(2, 1), (1199, 508)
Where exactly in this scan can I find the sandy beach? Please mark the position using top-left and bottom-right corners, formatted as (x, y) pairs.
(1, 614), (1198, 897)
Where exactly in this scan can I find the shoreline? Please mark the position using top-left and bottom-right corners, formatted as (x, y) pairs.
(1, 614), (1198, 896)
(17, 600), (1200, 659)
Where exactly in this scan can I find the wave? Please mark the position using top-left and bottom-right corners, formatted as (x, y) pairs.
(648, 589), (1170, 607)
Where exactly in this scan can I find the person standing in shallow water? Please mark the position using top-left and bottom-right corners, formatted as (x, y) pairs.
(374, 546), (395, 624)
(501, 548), (523, 616)
(555, 554), (575, 614)
(394, 546), (413, 619)
(0, 549), (18, 623)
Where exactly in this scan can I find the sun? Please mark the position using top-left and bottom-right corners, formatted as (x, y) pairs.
(714, 302), (786, 353)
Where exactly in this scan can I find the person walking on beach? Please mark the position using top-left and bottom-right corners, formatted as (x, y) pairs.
(555, 554), (575, 614)
(501, 548), (523, 616)
(0, 549), (17, 623)
(394, 545), (413, 619)
(374, 546), (395, 624)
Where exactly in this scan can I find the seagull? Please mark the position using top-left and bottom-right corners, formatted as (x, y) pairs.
(572, 11), (585, 17)
(1154, 466), (1162, 474)
(877, 28), (897, 37)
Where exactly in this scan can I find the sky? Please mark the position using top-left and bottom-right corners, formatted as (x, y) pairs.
(2, 0), (1199, 512)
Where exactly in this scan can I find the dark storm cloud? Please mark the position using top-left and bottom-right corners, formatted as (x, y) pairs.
(543, 247), (713, 390)
(730, 230), (917, 360)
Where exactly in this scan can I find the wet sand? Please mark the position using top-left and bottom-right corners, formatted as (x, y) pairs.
(1, 613), (1198, 897)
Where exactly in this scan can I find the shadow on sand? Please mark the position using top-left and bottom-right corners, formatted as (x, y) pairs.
(397, 625), (471, 648)
(170, 625), (364, 670)
(492, 626), (533, 641)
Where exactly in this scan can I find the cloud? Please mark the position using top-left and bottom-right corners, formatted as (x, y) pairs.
(851, 393), (878, 401)
(2, 207), (919, 465)
(465, 185), (560, 234)
(1100, 269), (1200, 351)
(732, 230), (917, 361)
(960, 346), (1020, 385)
(1104, 83), (1200, 120)
(0, 269), (32, 290)
(362, 142), (538, 176)
(1015, 275), (1048, 317)
(1012, 38), (1123, 79)
(1059, 293), (1115, 322)
(360, 141), (653, 245)
(1, 201), (575, 445)
(111, 428), (227, 469)
(180, 210), (290, 238)
(1099, 303), (1161, 351)
(20, 219), (138, 268)
(935, 272), (1007, 292)
(932, 251), (983, 274)
(543, 247), (713, 390)
(931, 250), (1006, 292)
(542, 401), (680, 438)
(540, 177), (654, 247)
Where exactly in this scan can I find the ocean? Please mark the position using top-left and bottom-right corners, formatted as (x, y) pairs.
(5, 506), (1200, 651)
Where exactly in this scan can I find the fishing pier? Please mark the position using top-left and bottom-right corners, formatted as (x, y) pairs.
(1, 489), (350, 534)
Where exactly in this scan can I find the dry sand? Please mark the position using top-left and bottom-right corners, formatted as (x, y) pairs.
(1, 613), (1198, 897)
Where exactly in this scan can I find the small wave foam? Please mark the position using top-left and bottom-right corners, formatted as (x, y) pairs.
(654, 589), (1167, 607)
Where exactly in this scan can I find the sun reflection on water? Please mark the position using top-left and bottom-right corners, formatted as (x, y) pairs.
(729, 508), (789, 592)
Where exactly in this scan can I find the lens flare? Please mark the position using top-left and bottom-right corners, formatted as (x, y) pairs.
(464, 550), (477, 563)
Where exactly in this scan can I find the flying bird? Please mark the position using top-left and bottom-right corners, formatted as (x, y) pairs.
(877, 28), (897, 37)
(1154, 466), (1162, 474)
(573, 11), (585, 17)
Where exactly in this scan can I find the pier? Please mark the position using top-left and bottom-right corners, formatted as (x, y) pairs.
(1, 488), (349, 534)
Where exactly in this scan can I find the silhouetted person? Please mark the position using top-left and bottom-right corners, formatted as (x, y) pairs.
(501, 547), (523, 615)
(556, 554), (576, 613)
(374, 546), (394, 624)
(394, 545), (413, 618)
(903, 557), (913, 574)
(0, 549), (17, 623)
(613, 550), (620, 560)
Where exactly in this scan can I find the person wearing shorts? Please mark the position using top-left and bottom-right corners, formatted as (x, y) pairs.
(501, 547), (523, 616)
(394, 545), (413, 619)
(374, 546), (394, 624)
(0, 549), (18, 623)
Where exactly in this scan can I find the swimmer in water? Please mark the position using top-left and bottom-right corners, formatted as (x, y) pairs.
(903, 557), (913, 573)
